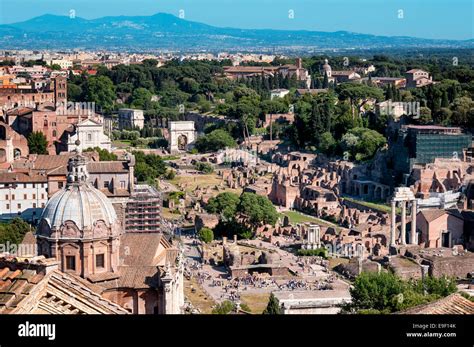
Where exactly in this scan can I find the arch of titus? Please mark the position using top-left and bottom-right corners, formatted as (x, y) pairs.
(390, 187), (417, 248)
(168, 121), (195, 153)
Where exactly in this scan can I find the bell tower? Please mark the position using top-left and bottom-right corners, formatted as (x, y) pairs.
(54, 76), (67, 108)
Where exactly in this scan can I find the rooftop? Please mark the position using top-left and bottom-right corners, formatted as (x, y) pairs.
(0, 256), (128, 314)
(399, 293), (474, 314)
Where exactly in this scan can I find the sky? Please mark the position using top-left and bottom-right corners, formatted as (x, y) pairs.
(0, 0), (473, 40)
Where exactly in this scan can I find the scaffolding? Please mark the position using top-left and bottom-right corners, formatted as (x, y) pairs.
(125, 184), (162, 233)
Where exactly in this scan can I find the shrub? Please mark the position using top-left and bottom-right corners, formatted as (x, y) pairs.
(297, 247), (328, 258)
(212, 300), (235, 314)
(198, 227), (214, 243)
(194, 162), (214, 174)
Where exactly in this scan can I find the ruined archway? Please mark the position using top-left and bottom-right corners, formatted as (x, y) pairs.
(177, 134), (188, 151)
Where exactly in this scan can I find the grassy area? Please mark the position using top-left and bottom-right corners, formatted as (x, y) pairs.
(280, 211), (338, 229)
(280, 210), (317, 224)
(162, 207), (182, 220)
(240, 293), (270, 314)
(112, 140), (132, 149)
(183, 277), (216, 314)
(168, 173), (242, 195)
(343, 197), (394, 214)
(328, 257), (350, 270)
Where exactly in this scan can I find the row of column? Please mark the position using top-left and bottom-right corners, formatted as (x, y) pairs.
(390, 199), (417, 247)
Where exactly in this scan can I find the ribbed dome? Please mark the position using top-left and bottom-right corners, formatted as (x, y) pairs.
(41, 183), (117, 230)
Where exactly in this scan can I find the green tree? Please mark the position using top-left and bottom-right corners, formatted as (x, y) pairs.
(198, 227), (214, 243)
(0, 218), (31, 245)
(322, 72), (329, 89)
(67, 84), (83, 102)
(83, 75), (116, 113)
(341, 128), (386, 161)
(129, 87), (153, 109)
(441, 90), (450, 108)
(132, 151), (167, 182)
(318, 131), (336, 155)
(345, 272), (457, 314)
(263, 294), (281, 314)
(417, 107), (433, 125)
(194, 162), (214, 174)
(336, 83), (384, 119)
(413, 276), (457, 297)
(27, 131), (48, 154)
(237, 193), (279, 229)
(346, 272), (405, 313)
(206, 192), (240, 221)
(194, 129), (237, 153)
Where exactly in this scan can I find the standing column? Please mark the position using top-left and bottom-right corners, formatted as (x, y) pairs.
(400, 201), (407, 245)
(390, 200), (396, 247)
(410, 199), (417, 245)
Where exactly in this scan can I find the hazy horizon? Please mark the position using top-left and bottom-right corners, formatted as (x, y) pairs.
(0, 0), (472, 40)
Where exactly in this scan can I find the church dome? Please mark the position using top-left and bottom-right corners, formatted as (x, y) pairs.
(40, 152), (117, 230)
(322, 59), (332, 74)
(41, 183), (117, 230)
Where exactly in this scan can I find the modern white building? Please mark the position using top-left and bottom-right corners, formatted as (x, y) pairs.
(0, 172), (48, 223)
(118, 109), (145, 130)
(68, 118), (112, 152)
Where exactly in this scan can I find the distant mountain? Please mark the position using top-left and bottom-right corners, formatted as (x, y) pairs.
(1, 13), (472, 52)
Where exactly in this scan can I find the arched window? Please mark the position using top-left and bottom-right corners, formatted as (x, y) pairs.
(43, 119), (48, 127)
(52, 130), (57, 137)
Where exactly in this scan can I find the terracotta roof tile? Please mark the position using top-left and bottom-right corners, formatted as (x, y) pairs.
(0, 259), (129, 314)
(0, 172), (47, 183)
(88, 161), (128, 173)
(399, 293), (474, 314)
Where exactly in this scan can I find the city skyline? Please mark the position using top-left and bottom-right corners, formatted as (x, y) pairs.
(0, 0), (473, 40)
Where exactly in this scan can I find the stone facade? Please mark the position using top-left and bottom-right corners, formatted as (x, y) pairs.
(168, 121), (195, 153)
(68, 118), (112, 152)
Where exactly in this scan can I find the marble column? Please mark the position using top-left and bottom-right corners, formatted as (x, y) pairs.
(410, 199), (417, 245)
(400, 201), (407, 245)
(390, 200), (396, 246)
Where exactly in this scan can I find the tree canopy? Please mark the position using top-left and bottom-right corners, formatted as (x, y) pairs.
(344, 271), (457, 314)
(206, 192), (240, 220)
(237, 192), (279, 229)
(197, 227), (214, 243)
(195, 129), (237, 153)
(263, 294), (281, 314)
(0, 218), (31, 246)
(27, 131), (48, 155)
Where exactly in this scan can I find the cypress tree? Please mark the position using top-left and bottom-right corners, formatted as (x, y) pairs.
(322, 72), (329, 88)
(449, 85), (458, 103)
(324, 101), (332, 132)
(441, 90), (449, 108)
(263, 294), (281, 314)
(386, 84), (393, 100)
